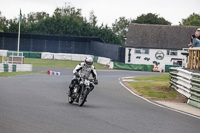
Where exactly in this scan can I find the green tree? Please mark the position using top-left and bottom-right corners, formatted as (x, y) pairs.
(180, 13), (200, 26)
(0, 5), (123, 45)
(89, 10), (98, 27)
(0, 11), (9, 32)
(97, 24), (122, 44)
(112, 17), (131, 46)
(7, 18), (18, 32)
(132, 13), (171, 25)
(27, 12), (49, 23)
(7, 12), (31, 33)
(53, 5), (82, 18)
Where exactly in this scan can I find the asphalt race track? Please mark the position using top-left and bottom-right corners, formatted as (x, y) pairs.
(0, 68), (200, 133)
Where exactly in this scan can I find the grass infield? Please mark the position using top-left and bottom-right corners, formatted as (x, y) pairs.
(0, 71), (45, 77)
(0, 57), (107, 77)
(123, 74), (183, 101)
(24, 58), (106, 69)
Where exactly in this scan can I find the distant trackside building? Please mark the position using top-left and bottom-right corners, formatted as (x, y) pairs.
(125, 23), (199, 71)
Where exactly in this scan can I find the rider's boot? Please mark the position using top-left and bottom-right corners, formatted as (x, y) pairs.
(68, 84), (74, 96)
(68, 78), (78, 96)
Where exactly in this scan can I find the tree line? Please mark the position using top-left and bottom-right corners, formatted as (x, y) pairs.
(0, 5), (200, 46)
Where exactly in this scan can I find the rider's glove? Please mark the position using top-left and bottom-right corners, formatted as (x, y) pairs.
(94, 79), (98, 85)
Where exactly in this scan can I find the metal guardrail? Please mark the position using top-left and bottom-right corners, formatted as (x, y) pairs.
(170, 67), (200, 108)
(42, 52), (112, 66)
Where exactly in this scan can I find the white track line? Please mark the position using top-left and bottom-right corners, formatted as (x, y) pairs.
(119, 79), (200, 120)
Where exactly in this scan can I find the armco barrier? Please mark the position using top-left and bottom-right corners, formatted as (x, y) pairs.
(42, 52), (93, 61)
(169, 67), (200, 108)
(188, 73), (200, 108)
(41, 52), (112, 66)
(97, 57), (111, 65)
(41, 52), (54, 59)
(71, 54), (90, 61)
(53, 53), (72, 60)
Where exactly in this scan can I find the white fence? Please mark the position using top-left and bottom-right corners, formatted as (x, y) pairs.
(41, 52), (112, 66)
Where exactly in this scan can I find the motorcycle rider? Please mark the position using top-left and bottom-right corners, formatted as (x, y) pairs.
(68, 56), (98, 97)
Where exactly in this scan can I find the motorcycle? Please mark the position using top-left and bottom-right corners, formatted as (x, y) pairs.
(68, 75), (97, 106)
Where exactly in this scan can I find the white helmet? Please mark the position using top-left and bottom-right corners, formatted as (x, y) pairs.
(85, 56), (93, 67)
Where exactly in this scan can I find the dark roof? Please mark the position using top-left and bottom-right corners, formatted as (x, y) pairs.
(126, 23), (199, 50)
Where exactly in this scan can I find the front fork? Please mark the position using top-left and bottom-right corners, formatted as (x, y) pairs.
(80, 85), (90, 99)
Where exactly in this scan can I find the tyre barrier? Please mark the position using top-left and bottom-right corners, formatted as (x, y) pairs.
(47, 70), (61, 75)
(0, 64), (32, 73)
(170, 67), (200, 108)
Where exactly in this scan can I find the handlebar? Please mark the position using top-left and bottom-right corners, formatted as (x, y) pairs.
(74, 73), (98, 85)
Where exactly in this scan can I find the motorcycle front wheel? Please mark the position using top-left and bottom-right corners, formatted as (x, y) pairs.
(78, 96), (85, 106)
(78, 88), (89, 106)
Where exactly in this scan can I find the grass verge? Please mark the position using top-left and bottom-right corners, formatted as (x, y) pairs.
(24, 58), (107, 69)
(0, 71), (45, 77)
(123, 74), (186, 102)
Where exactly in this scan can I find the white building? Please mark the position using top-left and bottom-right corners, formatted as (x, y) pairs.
(125, 24), (199, 72)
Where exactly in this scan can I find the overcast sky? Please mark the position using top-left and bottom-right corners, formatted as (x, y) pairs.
(0, 0), (200, 26)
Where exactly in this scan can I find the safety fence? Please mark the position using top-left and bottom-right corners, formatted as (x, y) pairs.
(7, 51), (41, 58)
(41, 52), (111, 66)
(0, 32), (125, 62)
(165, 65), (181, 72)
(112, 62), (154, 72)
(170, 67), (200, 108)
